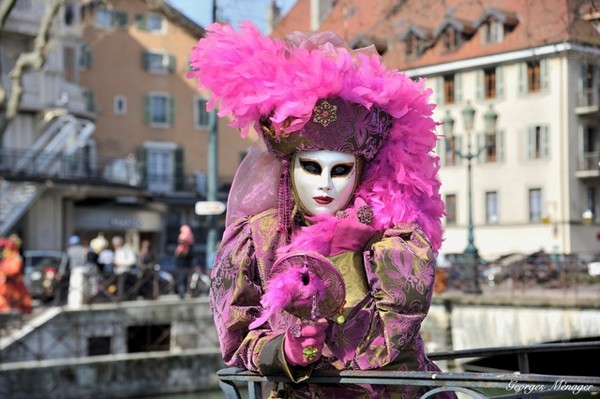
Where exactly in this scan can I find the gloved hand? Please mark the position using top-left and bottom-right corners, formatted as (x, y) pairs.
(283, 319), (328, 366)
(329, 198), (377, 256)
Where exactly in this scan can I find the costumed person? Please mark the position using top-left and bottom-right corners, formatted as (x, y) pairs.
(189, 22), (455, 398)
(0, 234), (32, 314)
(174, 224), (194, 299)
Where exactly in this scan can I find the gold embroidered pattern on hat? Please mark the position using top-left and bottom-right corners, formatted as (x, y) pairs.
(312, 100), (337, 127)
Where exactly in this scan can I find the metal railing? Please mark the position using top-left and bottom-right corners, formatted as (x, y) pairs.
(217, 341), (600, 399)
(578, 151), (600, 173)
(0, 147), (203, 193)
(576, 87), (600, 109)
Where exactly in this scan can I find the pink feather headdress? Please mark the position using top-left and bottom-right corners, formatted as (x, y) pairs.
(188, 21), (445, 252)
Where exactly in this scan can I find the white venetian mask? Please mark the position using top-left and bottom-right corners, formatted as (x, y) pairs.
(292, 150), (358, 216)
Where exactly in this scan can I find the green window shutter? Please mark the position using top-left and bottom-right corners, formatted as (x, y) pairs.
(168, 96), (175, 126)
(174, 148), (184, 191)
(527, 126), (535, 159)
(541, 59), (549, 90)
(518, 63), (526, 94)
(541, 125), (549, 158)
(137, 146), (148, 186)
(497, 129), (504, 162)
(456, 136), (462, 161)
(455, 73), (463, 103)
(497, 66), (504, 97)
(114, 10), (128, 28)
(141, 51), (149, 71)
(80, 45), (92, 69)
(84, 89), (96, 112)
(143, 94), (151, 124)
(475, 70), (483, 100)
(435, 77), (443, 105)
(135, 14), (147, 30)
(476, 133), (484, 163)
(437, 139), (445, 166)
(168, 55), (176, 73)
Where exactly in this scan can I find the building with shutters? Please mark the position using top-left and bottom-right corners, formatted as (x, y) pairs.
(272, 0), (600, 261)
(1, 0), (252, 262)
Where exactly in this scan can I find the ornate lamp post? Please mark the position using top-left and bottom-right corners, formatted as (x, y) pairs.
(443, 102), (497, 294)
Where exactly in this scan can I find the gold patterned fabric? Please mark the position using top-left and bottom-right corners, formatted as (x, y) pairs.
(209, 209), (455, 398)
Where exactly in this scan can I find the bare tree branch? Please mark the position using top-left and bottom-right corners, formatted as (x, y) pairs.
(0, 0), (17, 28)
(0, 0), (67, 139)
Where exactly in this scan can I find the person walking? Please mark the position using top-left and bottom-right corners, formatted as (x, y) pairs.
(59, 235), (88, 308)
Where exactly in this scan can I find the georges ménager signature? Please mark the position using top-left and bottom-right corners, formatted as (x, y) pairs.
(508, 379), (596, 395)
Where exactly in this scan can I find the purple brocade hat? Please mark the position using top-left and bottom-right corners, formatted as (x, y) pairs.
(261, 97), (393, 161)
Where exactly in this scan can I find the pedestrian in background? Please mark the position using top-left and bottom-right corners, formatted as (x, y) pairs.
(112, 235), (137, 300)
(137, 239), (156, 299)
(59, 235), (88, 308)
(174, 225), (194, 299)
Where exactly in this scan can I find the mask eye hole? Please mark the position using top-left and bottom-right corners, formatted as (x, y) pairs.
(331, 163), (354, 177)
(299, 160), (322, 175)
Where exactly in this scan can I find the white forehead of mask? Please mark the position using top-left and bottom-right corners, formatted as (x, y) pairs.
(292, 150), (357, 215)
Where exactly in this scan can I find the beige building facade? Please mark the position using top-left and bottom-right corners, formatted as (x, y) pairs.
(273, 0), (600, 261)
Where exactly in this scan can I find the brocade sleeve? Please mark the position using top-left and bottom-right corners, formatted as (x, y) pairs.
(353, 221), (436, 369)
(209, 210), (311, 381)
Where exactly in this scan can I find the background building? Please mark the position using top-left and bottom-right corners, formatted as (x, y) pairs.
(272, 0), (600, 261)
(1, 0), (252, 262)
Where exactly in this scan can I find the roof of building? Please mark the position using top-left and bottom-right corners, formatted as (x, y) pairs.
(145, 0), (205, 39)
(272, 0), (600, 71)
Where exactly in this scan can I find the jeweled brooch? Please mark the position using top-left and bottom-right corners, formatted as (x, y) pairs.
(312, 100), (337, 127)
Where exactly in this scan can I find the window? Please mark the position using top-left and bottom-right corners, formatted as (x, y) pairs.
(444, 74), (455, 104)
(194, 97), (210, 128)
(442, 27), (460, 52)
(136, 13), (165, 33)
(445, 194), (457, 225)
(482, 19), (503, 44)
(582, 125), (599, 170)
(405, 33), (420, 58)
(114, 95), (127, 115)
(484, 133), (497, 162)
(484, 68), (496, 99)
(486, 191), (498, 224)
(529, 188), (542, 223)
(527, 125), (549, 160)
(142, 51), (175, 74)
(527, 61), (541, 92)
(139, 142), (184, 192)
(95, 8), (128, 28)
(579, 63), (597, 107)
(144, 93), (174, 127)
(445, 136), (459, 166)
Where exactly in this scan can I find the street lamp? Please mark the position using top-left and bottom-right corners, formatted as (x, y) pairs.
(443, 101), (497, 294)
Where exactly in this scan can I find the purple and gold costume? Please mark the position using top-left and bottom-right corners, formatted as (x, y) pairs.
(210, 209), (450, 398)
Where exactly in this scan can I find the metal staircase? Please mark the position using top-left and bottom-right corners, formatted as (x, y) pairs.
(0, 113), (95, 236)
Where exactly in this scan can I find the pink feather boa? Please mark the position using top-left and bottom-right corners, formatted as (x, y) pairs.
(188, 22), (445, 252)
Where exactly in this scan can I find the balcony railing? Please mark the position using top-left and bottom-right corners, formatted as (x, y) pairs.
(578, 151), (600, 173)
(576, 87), (600, 109)
(217, 341), (600, 399)
(0, 147), (207, 194)
(0, 147), (141, 187)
